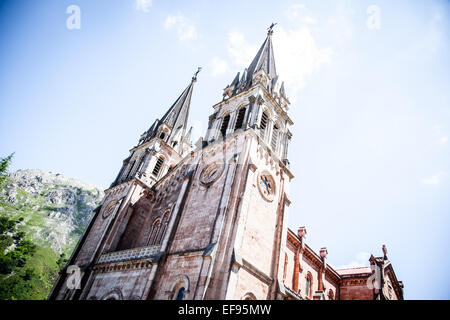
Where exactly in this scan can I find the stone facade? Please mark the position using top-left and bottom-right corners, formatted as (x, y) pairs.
(48, 29), (403, 301)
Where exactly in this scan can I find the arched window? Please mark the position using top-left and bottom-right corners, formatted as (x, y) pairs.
(259, 111), (269, 139)
(170, 275), (190, 300)
(172, 141), (178, 148)
(328, 289), (334, 300)
(160, 132), (166, 140)
(242, 292), (257, 300)
(126, 160), (136, 179)
(234, 107), (246, 131)
(137, 153), (148, 174)
(271, 123), (279, 152)
(101, 288), (123, 300)
(152, 156), (165, 177)
(305, 272), (313, 299)
(156, 211), (170, 244)
(220, 114), (230, 137)
(148, 218), (161, 245)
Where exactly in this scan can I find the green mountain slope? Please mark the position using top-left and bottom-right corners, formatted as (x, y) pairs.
(0, 169), (103, 300)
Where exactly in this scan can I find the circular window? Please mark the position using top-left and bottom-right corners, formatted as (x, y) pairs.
(257, 172), (276, 202)
(199, 162), (224, 186)
(102, 202), (118, 219)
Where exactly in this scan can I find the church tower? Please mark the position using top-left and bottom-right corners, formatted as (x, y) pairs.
(49, 27), (295, 301)
(110, 69), (199, 189)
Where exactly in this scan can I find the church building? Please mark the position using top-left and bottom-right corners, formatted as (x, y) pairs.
(48, 27), (404, 300)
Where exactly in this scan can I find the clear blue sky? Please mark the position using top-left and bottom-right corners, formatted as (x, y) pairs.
(1, 0), (449, 299)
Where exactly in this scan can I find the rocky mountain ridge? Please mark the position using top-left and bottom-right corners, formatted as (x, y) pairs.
(0, 169), (104, 253)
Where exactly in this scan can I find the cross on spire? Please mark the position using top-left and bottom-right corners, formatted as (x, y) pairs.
(192, 67), (202, 82)
(267, 22), (277, 35)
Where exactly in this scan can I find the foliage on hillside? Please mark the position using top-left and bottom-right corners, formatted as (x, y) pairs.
(0, 154), (102, 300)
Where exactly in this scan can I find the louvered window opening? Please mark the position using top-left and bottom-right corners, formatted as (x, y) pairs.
(221, 115), (230, 137)
(152, 157), (164, 176)
(260, 112), (269, 139)
(271, 124), (279, 151)
(234, 108), (246, 131)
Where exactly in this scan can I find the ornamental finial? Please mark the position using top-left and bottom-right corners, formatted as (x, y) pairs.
(192, 67), (202, 82)
(267, 22), (277, 35)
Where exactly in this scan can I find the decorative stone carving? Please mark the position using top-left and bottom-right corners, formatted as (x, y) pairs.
(102, 201), (119, 219)
(199, 162), (225, 187)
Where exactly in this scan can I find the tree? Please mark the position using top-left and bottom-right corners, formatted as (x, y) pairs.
(0, 153), (14, 188)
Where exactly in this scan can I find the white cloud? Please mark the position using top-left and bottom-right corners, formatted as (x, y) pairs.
(224, 27), (332, 102)
(227, 31), (259, 69)
(301, 16), (318, 24)
(337, 252), (370, 269)
(285, 3), (306, 20)
(210, 57), (229, 77)
(433, 125), (448, 144)
(421, 171), (446, 185)
(273, 26), (333, 102)
(135, 0), (152, 13)
(164, 13), (197, 42)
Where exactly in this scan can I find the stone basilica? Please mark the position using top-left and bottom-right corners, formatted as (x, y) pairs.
(49, 28), (404, 300)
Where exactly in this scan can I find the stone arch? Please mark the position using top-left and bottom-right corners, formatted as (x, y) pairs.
(234, 104), (247, 131)
(101, 288), (123, 300)
(169, 274), (190, 300)
(147, 217), (162, 245)
(156, 210), (171, 244)
(242, 292), (257, 300)
(102, 200), (120, 219)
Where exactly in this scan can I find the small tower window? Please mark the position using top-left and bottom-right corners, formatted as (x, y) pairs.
(160, 132), (166, 140)
(234, 107), (246, 131)
(306, 273), (313, 298)
(260, 111), (269, 139)
(220, 114), (230, 137)
(152, 156), (165, 177)
(126, 160), (136, 179)
(271, 124), (279, 152)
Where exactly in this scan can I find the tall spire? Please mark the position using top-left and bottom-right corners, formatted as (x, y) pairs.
(223, 25), (279, 99)
(246, 24), (277, 83)
(139, 68), (201, 146)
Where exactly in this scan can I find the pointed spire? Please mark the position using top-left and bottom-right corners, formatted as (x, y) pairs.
(141, 68), (200, 146)
(184, 126), (193, 143)
(246, 24), (277, 84)
(239, 68), (248, 87)
(230, 72), (240, 87)
(280, 81), (286, 98)
(159, 67), (200, 131)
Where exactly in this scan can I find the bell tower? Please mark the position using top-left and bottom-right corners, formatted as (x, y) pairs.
(192, 26), (295, 300)
(110, 69), (200, 189)
(203, 27), (292, 168)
